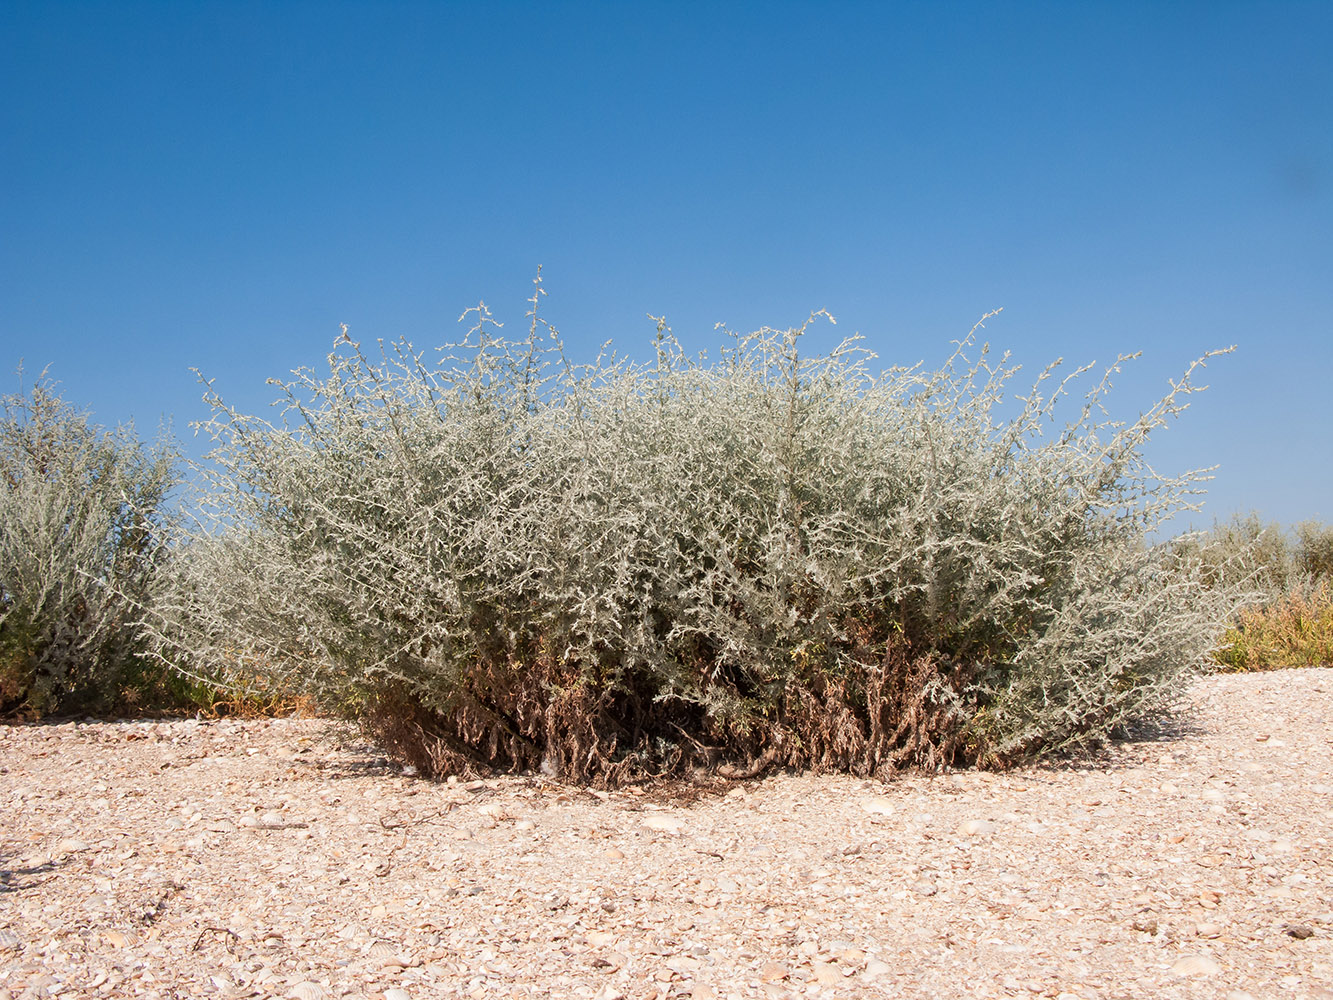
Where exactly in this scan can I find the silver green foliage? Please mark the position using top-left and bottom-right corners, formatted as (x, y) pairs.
(145, 284), (1243, 776)
(0, 372), (178, 714)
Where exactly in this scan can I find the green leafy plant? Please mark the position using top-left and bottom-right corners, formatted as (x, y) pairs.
(145, 281), (1243, 781)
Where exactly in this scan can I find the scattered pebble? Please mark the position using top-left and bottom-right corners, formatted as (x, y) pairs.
(957, 819), (995, 836)
(862, 960), (892, 980)
(1170, 955), (1221, 977)
(859, 796), (895, 816)
(641, 814), (685, 834)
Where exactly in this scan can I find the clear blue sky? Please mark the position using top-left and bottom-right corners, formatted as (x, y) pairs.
(3, 1), (1330, 532)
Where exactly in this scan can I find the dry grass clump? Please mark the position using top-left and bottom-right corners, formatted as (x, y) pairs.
(1186, 514), (1333, 670)
(1215, 582), (1333, 671)
(143, 281), (1242, 782)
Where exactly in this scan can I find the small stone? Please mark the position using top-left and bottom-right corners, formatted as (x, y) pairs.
(1170, 955), (1220, 977)
(911, 878), (937, 896)
(642, 815), (685, 834)
(863, 960), (892, 980)
(1285, 924), (1314, 939)
(957, 819), (995, 836)
(1131, 913), (1159, 934)
(513, 819), (536, 831)
(477, 801), (507, 819)
(1195, 922), (1223, 938)
(603, 848), (626, 860)
(859, 796), (895, 816)
(812, 961), (843, 985)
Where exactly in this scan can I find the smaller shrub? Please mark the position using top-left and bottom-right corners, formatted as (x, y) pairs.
(0, 370), (182, 716)
(1182, 513), (1333, 670)
(1173, 512), (1298, 597)
(1295, 520), (1333, 582)
(1214, 580), (1333, 670)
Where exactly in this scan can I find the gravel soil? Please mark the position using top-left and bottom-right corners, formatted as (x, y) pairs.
(2, 668), (1331, 1000)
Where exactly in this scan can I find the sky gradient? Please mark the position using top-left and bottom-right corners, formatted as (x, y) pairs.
(3, 1), (1330, 532)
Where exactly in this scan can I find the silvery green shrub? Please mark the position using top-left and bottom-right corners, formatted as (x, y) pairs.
(146, 285), (1242, 780)
(0, 372), (179, 715)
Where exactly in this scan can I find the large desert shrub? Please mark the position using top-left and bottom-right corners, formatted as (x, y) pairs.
(0, 372), (179, 715)
(147, 286), (1242, 781)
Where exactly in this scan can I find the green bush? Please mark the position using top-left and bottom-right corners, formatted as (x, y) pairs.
(0, 372), (180, 716)
(146, 287), (1242, 781)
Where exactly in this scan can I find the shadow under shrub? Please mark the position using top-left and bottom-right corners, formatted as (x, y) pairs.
(0, 372), (181, 717)
(146, 288), (1243, 781)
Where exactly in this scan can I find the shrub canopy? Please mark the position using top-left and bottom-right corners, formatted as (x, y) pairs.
(1, 373), (178, 715)
(146, 290), (1241, 781)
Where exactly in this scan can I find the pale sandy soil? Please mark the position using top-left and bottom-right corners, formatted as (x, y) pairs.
(2, 668), (1331, 1000)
